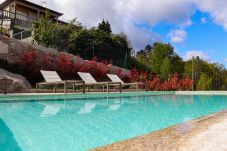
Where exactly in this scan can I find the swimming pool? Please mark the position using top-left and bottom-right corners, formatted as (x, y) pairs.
(0, 93), (227, 151)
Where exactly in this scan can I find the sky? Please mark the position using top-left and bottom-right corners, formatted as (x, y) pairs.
(1, 0), (227, 68)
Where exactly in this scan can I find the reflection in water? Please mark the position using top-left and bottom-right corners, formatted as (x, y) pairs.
(79, 102), (97, 114)
(108, 104), (121, 111)
(39, 103), (65, 117)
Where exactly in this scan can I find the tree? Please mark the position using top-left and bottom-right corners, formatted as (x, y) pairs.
(196, 74), (212, 90)
(144, 44), (153, 55)
(149, 42), (184, 76)
(34, 14), (131, 67)
(98, 19), (112, 35)
(160, 57), (171, 79)
(34, 12), (83, 51)
(136, 44), (153, 57)
(69, 29), (94, 59)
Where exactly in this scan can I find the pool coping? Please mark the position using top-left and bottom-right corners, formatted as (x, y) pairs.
(175, 91), (227, 95)
(0, 91), (226, 101)
(0, 91), (175, 101)
(91, 110), (227, 151)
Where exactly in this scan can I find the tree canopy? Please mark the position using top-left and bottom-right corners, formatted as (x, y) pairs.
(34, 14), (131, 68)
(33, 13), (227, 90)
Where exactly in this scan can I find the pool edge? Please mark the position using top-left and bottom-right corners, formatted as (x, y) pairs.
(91, 109), (227, 151)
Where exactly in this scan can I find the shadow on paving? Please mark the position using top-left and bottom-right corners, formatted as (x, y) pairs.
(0, 118), (22, 151)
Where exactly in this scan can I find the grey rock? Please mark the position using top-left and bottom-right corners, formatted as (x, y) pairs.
(0, 68), (31, 93)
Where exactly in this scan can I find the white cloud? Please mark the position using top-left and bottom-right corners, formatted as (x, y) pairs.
(179, 20), (193, 28)
(200, 17), (208, 24)
(125, 24), (162, 50)
(224, 58), (227, 63)
(195, 0), (227, 30)
(183, 50), (210, 61)
(168, 29), (187, 43)
(4, 0), (193, 50)
(51, 0), (194, 49)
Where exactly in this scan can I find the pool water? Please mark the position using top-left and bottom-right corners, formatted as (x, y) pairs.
(0, 94), (227, 151)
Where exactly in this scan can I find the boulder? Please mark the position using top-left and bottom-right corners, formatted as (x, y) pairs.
(0, 68), (31, 93)
(0, 36), (59, 64)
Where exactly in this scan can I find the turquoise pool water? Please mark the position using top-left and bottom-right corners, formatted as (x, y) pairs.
(0, 94), (227, 151)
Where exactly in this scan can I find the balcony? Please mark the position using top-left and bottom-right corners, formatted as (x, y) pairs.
(0, 9), (37, 29)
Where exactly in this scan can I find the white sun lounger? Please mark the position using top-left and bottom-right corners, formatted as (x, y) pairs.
(36, 70), (85, 94)
(77, 72), (122, 93)
(107, 74), (147, 91)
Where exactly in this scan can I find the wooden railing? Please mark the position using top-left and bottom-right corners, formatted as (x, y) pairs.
(0, 9), (37, 21)
(0, 9), (37, 29)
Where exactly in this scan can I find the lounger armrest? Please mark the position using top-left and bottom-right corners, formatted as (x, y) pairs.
(122, 82), (144, 86)
(37, 81), (65, 85)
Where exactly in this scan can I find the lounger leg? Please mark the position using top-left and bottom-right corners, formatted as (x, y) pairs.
(136, 83), (139, 92)
(107, 82), (109, 93)
(82, 82), (85, 93)
(119, 83), (122, 93)
(73, 84), (75, 92)
(64, 81), (67, 94)
(36, 83), (38, 93)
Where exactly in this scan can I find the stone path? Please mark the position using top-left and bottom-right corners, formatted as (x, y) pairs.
(92, 110), (227, 151)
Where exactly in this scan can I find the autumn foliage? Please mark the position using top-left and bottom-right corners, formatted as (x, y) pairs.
(20, 50), (131, 84)
(20, 50), (193, 90)
(130, 68), (193, 91)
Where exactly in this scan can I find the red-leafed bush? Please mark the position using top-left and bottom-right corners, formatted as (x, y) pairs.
(147, 76), (162, 91)
(19, 50), (131, 84)
(56, 53), (78, 79)
(131, 67), (140, 82)
(19, 50), (193, 89)
(168, 74), (181, 90)
(161, 81), (171, 91)
(130, 68), (193, 91)
(181, 76), (194, 90)
(20, 51), (38, 65)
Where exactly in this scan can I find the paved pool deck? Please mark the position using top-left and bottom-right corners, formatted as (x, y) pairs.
(0, 91), (226, 101)
(92, 110), (227, 151)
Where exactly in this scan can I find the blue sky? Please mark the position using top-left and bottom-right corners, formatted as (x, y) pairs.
(151, 11), (227, 68)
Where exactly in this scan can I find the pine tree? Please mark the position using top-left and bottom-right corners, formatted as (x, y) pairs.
(98, 19), (112, 34)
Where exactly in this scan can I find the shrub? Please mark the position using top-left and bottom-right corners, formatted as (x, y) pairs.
(196, 74), (212, 90)
(8, 50), (193, 90)
(131, 68), (193, 91)
(147, 76), (162, 91)
(19, 50), (131, 84)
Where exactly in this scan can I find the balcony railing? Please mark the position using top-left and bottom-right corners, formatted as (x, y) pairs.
(0, 9), (37, 21)
(0, 9), (37, 29)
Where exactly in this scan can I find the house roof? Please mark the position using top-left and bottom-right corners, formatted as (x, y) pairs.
(0, 0), (63, 17)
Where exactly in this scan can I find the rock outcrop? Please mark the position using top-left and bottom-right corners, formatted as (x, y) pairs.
(0, 36), (59, 64)
(0, 36), (131, 76)
(0, 68), (31, 93)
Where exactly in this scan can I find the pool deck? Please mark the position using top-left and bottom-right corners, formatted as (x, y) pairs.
(91, 110), (227, 151)
(0, 91), (226, 97)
